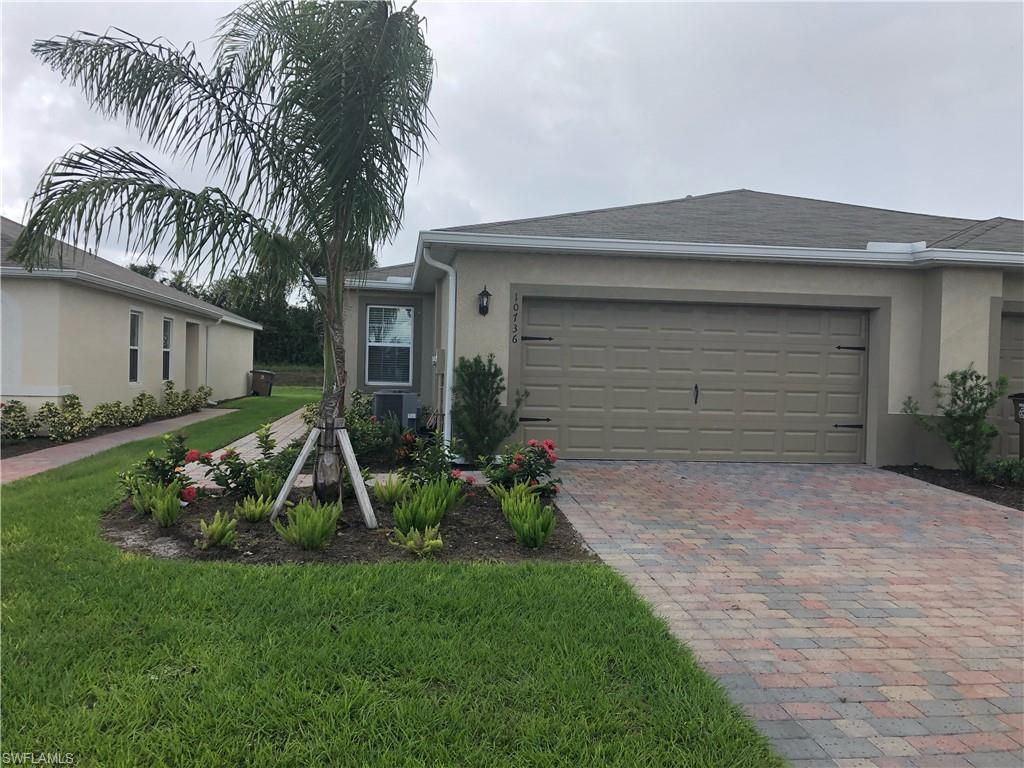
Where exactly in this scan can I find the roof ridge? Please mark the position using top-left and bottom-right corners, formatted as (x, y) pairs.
(438, 189), (747, 232)
(735, 189), (990, 222)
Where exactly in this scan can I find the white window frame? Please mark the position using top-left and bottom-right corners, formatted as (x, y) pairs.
(129, 310), (143, 384)
(161, 317), (173, 381)
(365, 304), (414, 387)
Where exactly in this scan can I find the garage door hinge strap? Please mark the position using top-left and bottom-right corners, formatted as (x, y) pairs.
(519, 417), (552, 423)
(833, 423), (864, 429)
(835, 345), (866, 351)
(521, 335), (554, 342)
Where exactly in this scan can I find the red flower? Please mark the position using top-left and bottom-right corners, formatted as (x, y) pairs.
(201, 452), (213, 461)
(508, 463), (520, 473)
(464, 475), (476, 485)
(370, 415), (378, 423)
(529, 479), (538, 486)
(554, 484), (560, 495)
(513, 452), (524, 463)
(527, 438), (538, 447)
(402, 432), (415, 444)
(180, 485), (197, 503)
(546, 452), (558, 464)
(451, 468), (462, 479)
(184, 449), (200, 463)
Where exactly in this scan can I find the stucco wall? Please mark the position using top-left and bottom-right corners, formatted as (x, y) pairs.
(1, 278), (255, 411)
(206, 321), (255, 401)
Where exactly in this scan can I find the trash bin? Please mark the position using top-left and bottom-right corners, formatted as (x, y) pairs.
(251, 369), (275, 397)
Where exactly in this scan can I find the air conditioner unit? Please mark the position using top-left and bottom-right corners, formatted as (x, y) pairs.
(373, 391), (419, 429)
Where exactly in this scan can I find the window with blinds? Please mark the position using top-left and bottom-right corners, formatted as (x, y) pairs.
(366, 305), (413, 385)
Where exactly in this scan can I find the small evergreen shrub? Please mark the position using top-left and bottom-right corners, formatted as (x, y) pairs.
(482, 440), (561, 495)
(0, 400), (37, 440)
(273, 499), (340, 550)
(402, 432), (461, 486)
(391, 524), (443, 557)
(196, 510), (237, 549)
(502, 489), (556, 548)
(151, 482), (185, 527)
(121, 432), (198, 488)
(36, 395), (95, 442)
(373, 474), (412, 506)
(128, 392), (161, 425)
(452, 354), (526, 465)
(978, 458), (1024, 487)
(903, 365), (1008, 479)
(90, 401), (131, 428)
(234, 495), (273, 522)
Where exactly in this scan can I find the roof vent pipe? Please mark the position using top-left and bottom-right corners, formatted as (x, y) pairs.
(421, 245), (456, 445)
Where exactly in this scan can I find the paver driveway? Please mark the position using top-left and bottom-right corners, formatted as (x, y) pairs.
(557, 461), (1023, 768)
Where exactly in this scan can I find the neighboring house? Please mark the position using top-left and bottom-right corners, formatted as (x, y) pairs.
(343, 189), (1024, 466)
(1, 217), (262, 413)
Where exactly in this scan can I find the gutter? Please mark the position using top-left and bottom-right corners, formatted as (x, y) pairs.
(410, 231), (1024, 276)
(1, 266), (263, 330)
(420, 245), (456, 446)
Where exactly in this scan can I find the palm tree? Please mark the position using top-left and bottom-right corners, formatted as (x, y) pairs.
(9, 0), (433, 502)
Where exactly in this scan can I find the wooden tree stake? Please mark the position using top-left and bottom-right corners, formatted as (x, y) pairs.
(269, 427), (319, 521)
(337, 428), (377, 529)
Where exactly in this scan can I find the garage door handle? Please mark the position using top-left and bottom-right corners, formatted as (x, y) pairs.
(693, 384), (699, 404)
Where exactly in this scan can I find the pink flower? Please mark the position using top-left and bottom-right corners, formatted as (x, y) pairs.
(184, 449), (200, 463)
(529, 479), (538, 486)
(201, 452), (213, 461)
(180, 485), (197, 503)
(527, 439), (538, 447)
(451, 468), (462, 479)
(513, 453), (524, 463)
(464, 475), (476, 485)
(542, 439), (555, 449)
(546, 450), (558, 464)
(370, 415), (378, 423)
(508, 463), (520, 473)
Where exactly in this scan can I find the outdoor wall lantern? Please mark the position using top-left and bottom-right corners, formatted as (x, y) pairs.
(478, 286), (492, 316)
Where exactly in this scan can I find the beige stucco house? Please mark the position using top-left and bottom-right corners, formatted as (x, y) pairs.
(1, 217), (261, 413)
(342, 190), (1023, 467)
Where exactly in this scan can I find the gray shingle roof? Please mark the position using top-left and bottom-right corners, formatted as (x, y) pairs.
(439, 189), (1024, 253)
(0, 217), (260, 328)
(358, 262), (414, 280)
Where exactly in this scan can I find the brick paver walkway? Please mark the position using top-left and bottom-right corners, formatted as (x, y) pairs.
(185, 407), (309, 488)
(557, 461), (1023, 768)
(0, 409), (233, 484)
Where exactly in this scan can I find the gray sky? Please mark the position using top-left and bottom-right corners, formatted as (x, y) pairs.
(3, 1), (1022, 272)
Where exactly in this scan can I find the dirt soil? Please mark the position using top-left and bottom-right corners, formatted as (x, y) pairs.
(102, 487), (595, 565)
(884, 465), (1023, 512)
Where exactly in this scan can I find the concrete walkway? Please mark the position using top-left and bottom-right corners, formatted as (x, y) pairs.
(557, 461), (1024, 768)
(0, 409), (234, 484)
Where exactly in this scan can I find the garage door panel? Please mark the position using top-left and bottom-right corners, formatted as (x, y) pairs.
(519, 298), (867, 462)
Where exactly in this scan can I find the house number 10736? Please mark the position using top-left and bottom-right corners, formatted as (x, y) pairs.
(511, 291), (520, 344)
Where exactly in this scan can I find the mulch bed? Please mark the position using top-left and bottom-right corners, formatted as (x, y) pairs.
(884, 465), (1024, 512)
(102, 487), (595, 565)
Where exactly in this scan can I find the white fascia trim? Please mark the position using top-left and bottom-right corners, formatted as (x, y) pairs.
(321, 275), (416, 292)
(413, 231), (1024, 269)
(1, 266), (263, 330)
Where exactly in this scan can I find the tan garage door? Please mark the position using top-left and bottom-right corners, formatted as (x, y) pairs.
(996, 313), (1023, 457)
(518, 298), (868, 462)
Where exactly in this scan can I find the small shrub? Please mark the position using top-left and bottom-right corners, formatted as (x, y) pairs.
(481, 440), (561, 495)
(253, 471), (283, 500)
(978, 458), (1024, 487)
(90, 401), (130, 428)
(452, 354), (527, 464)
(402, 431), (462, 486)
(36, 395), (94, 442)
(373, 474), (412, 506)
(129, 477), (163, 515)
(121, 432), (198, 488)
(255, 423), (276, 459)
(151, 482), (185, 527)
(489, 481), (540, 521)
(0, 400), (37, 440)
(301, 401), (319, 428)
(191, 385), (213, 410)
(902, 365), (1008, 479)
(503, 489), (556, 548)
(393, 477), (463, 534)
(128, 392), (161, 425)
(391, 524), (443, 557)
(273, 499), (340, 550)
(234, 495), (273, 522)
(200, 449), (258, 496)
(196, 510), (237, 549)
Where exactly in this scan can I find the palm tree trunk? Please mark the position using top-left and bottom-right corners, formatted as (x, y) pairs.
(312, 253), (349, 503)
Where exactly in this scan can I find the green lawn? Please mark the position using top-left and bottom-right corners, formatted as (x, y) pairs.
(1, 386), (781, 767)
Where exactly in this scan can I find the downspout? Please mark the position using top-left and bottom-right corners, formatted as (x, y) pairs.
(421, 245), (455, 445)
